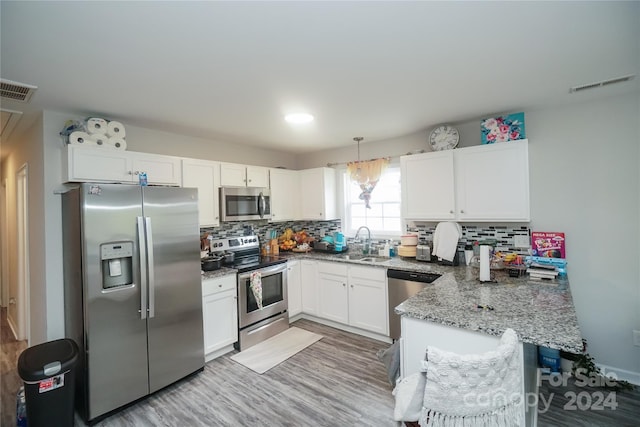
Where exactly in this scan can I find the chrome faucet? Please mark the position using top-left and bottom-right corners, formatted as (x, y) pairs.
(354, 226), (371, 255)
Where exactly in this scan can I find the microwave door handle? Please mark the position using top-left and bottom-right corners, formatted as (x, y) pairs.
(258, 192), (266, 218)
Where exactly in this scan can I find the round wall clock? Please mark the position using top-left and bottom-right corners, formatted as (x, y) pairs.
(429, 125), (459, 151)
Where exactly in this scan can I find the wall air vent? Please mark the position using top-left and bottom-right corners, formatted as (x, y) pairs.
(569, 74), (635, 93)
(0, 78), (37, 102)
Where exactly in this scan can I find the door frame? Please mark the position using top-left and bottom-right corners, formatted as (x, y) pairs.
(16, 164), (30, 343)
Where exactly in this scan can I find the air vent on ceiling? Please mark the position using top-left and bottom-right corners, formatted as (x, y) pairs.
(0, 78), (37, 102)
(569, 74), (635, 93)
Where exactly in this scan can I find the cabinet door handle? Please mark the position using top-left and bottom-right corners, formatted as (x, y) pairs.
(350, 284), (354, 288)
(449, 210), (454, 214)
(460, 210), (465, 214)
(342, 283), (346, 287)
(128, 171), (133, 175)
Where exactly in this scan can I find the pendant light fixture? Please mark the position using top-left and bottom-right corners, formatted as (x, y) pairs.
(353, 136), (363, 180)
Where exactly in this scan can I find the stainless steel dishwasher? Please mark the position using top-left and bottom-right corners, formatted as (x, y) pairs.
(387, 269), (441, 340)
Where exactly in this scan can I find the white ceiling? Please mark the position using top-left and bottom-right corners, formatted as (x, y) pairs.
(1, 1), (638, 154)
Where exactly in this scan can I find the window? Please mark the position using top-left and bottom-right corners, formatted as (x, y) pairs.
(343, 165), (401, 237)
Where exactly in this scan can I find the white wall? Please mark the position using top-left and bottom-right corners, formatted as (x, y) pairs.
(124, 122), (297, 169)
(296, 93), (640, 377)
(526, 94), (639, 377)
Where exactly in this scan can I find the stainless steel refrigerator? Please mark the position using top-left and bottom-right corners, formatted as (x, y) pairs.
(62, 183), (204, 423)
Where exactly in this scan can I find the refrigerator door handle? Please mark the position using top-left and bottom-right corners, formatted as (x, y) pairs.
(145, 216), (156, 318)
(137, 216), (148, 319)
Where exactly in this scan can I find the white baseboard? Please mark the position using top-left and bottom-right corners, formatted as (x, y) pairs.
(7, 312), (19, 341)
(295, 314), (392, 344)
(205, 344), (235, 363)
(597, 363), (640, 386)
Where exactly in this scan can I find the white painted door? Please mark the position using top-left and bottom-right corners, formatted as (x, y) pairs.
(348, 266), (388, 335)
(287, 261), (302, 317)
(401, 151), (455, 220)
(246, 166), (270, 188)
(454, 140), (530, 221)
(202, 276), (238, 356)
(220, 163), (247, 186)
(300, 260), (318, 316)
(299, 168), (337, 220)
(131, 153), (181, 186)
(67, 146), (132, 182)
(270, 168), (299, 222)
(182, 159), (220, 226)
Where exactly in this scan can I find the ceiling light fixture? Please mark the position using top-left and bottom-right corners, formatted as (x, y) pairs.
(284, 113), (314, 124)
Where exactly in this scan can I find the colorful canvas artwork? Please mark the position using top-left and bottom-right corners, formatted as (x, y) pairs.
(531, 232), (565, 258)
(481, 112), (526, 144)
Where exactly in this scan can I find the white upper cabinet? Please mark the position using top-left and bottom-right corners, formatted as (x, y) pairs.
(269, 168), (299, 222)
(220, 163), (270, 187)
(65, 145), (181, 185)
(299, 167), (337, 220)
(181, 159), (221, 227)
(455, 140), (530, 221)
(400, 140), (530, 222)
(401, 150), (456, 220)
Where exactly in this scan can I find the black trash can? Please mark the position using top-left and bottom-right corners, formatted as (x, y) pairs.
(17, 338), (79, 427)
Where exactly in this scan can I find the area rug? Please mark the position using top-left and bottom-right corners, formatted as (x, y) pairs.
(230, 327), (323, 374)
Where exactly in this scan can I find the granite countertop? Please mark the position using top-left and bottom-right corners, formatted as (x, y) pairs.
(280, 251), (583, 353)
(201, 267), (237, 281)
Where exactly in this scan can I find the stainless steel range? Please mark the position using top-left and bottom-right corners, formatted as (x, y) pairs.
(209, 235), (289, 351)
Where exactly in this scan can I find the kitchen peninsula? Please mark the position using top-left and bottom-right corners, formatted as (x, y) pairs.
(281, 252), (583, 427)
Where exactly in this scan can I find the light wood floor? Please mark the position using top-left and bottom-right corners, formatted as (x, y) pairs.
(1, 307), (28, 427)
(2, 313), (639, 426)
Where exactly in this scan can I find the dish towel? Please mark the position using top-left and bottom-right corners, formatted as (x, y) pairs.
(432, 222), (462, 262)
(420, 328), (523, 427)
(250, 271), (263, 309)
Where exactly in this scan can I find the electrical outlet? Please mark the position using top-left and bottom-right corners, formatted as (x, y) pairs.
(633, 330), (640, 347)
(320, 228), (326, 237)
(514, 235), (530, 248)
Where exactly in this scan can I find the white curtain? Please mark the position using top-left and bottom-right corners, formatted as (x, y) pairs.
(346, 158), (389, 209)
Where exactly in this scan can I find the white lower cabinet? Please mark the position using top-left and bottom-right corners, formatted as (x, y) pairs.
(287, 260), (302, 317)
(202, 275), (237, 360)
(318, 263), (350, 324)
(300, 260), (319, 316)
(317, 262), (388, 336)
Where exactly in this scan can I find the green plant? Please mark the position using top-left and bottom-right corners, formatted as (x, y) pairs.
(562, 345), (635, 392)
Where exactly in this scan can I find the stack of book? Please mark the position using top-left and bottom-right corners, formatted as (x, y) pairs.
(527, 262), (559, 280)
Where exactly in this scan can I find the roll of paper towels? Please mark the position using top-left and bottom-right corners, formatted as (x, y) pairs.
(479, 245), (491, 282)
(106, 137), (127, 150)
(85, 118), (108, 135)
(92, 134), (109, 146)
(69, 131), (96, 146)
(106, 120), (126, 138)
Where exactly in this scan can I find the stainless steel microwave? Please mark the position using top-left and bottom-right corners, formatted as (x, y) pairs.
(220, 187), (271, 221)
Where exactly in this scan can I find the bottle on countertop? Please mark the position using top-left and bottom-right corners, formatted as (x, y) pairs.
(383, 241), (391, 257)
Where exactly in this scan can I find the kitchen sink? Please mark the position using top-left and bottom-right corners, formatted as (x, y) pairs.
(338, 254), (391, 264)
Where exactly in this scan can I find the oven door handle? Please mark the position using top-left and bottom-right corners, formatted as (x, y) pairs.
(238, 262), (287, 281)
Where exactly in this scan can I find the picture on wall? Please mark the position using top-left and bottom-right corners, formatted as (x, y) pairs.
(481, 112), (526, 144)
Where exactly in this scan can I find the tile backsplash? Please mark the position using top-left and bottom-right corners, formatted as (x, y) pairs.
(201, 219), (341, 242)
(407, 224), (531, 254)
(201, 221), (530, 254)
